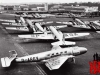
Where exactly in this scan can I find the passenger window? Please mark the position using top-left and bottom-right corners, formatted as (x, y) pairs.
(47, 54), (50, 56)
(25, 27), (27, 29)
(60, 52), (63, 54)
(52, 53), (54, 56)
(65, 51), (67, 53)
(56, 53), (59, 55)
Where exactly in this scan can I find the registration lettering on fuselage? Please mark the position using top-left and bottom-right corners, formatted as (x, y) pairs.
(65, 33), (78, 37)
(21, 57), (38, 62)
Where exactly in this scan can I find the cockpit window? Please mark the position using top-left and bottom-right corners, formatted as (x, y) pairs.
(47, 54), (50, 56)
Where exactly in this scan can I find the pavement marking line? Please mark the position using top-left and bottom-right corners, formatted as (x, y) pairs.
(14, 43), (47, 75)
(35, 64), (47, 75)
(14, 43), (29, 56)
(0, 25), (47, 75)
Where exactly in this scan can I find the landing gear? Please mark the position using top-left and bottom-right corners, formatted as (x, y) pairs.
(67, 58), (75, 63)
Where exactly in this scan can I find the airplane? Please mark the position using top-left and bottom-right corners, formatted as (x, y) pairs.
(86, 21), (100, 33)
(18, 25), (90, 46)
(70, 18), (100, 33)
(58, 17), (90, 29)
(1, 16), (25, 27)
(1, 46), (87, 70)
(68, 12), (100, 31)
(0, 13), (22, 24)
(57, 14), (100, 33)
(68, 12), (86, 18)
(1, 17), (34, 33)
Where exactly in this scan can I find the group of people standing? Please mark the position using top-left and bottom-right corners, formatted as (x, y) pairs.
(93, 53), (100, 61)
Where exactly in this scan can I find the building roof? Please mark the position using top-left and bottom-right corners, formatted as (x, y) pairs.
(28, 4), (44, 8)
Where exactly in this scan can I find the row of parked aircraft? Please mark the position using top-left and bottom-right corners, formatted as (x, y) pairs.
(1, 12), (99, 70)
(1, 16), (90, 46)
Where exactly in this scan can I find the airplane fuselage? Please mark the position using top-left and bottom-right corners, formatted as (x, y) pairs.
(15, 46), (87, 62)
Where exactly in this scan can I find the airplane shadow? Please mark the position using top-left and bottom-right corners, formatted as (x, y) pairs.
(18, 39), (54, 44)
(39, 61), (84, 75)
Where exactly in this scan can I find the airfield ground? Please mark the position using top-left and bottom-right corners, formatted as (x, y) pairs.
(0, 13), (100, 75)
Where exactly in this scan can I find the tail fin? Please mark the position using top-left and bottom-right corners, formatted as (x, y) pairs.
(1, 50), (17, 67)
(88, 21), (100, 31)
(51, 41), (76, 46)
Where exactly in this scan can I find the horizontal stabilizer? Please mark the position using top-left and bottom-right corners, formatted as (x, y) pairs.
(1, 50), (17, 67)
(51, 41), (76, 46)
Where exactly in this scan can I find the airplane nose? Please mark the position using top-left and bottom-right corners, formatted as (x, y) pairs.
(80, 48), (87, 54)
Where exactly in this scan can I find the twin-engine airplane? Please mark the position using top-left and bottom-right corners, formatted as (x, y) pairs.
(71, 18), (100, 33)
(58, 16), (100, 33)
(18, 25), (90, 46)
(1, 46), (87, 70)
(67, 13), (100, 32)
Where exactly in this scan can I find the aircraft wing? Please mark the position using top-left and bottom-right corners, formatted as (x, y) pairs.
(45, 55), (74, 70)
(53, 25), (67, 30)
(90, 21), (100, 29)
(0, 19), (15, 23)
(40, 21), (67, 26)
(63, 33), (90, 39)
(2, 23), (22, 26)
(18, 34), (54, 40)
(6, 27), (29, 31)
(73, 24), (90, 29)
(56, 21), (73, 26)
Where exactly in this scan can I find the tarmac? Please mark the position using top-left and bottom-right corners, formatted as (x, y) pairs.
(0, 14), (100, 75)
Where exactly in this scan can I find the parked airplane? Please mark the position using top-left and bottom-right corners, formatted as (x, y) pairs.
(71, 18), (100, 33)
(56, 18), (90, 29)
(1, 46), (87, 70)
(18, 25), (90, 46)
(68, 13), (100, 32)
(1, 16), (25, 26)
(2, 17), (33, 33)
(58, 15), (100, 33)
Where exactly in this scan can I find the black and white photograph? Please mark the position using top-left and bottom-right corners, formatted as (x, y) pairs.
(0, 0), (100, 75)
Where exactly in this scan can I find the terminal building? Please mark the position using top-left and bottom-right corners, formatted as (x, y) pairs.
(0, 3), (48, 12)
(0, 4), (100, 17)
(49, 5), (99, 17)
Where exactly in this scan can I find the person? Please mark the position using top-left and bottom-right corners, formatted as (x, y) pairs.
(93, 53), (96, 61)
(96, 52), (98, 61)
